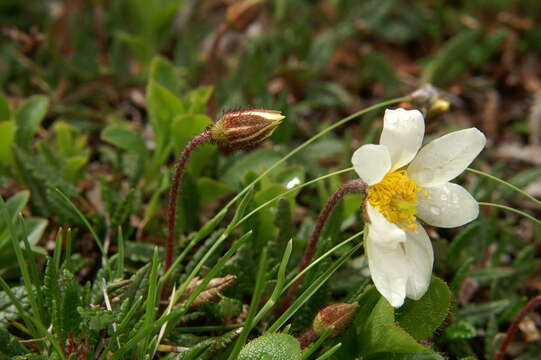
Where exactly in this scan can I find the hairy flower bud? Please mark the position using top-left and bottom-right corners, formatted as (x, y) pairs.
(210, 109), (284, 152)
(313, 302), (359, 338)
(226, 0), (264, 31)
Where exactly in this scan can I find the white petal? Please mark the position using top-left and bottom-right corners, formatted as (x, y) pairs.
(366, 232), (409, 307)
(380, 109), (425, 171)
(416, 182), (479, 228)
(403, 225), (433, 300)
(352, 144), (391, 186)
(408, 128), (486, 187)
(366, 203), (406, 249)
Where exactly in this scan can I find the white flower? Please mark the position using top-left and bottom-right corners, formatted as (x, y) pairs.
(352, 108), (486, 307)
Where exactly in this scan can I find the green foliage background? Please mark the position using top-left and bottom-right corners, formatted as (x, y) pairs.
(1, 0), (541, 359)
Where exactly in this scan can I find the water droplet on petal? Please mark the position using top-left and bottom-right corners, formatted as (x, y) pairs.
(440, 193), (448, 201)
(430, 206), (441, 215)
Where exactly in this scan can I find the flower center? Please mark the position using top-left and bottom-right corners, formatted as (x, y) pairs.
(367, 170), (424, 230)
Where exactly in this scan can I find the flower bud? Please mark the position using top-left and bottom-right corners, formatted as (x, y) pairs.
(210, 109), (284, 152)
(313, 302), (359, 338)
(226, 0), (264, 31)
(427, 98), (450, 118)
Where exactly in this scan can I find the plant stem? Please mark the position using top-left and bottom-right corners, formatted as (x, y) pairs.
(282, 179), (366, 310)
(164, 130), (212, 279)
(496, 294), (541, 360)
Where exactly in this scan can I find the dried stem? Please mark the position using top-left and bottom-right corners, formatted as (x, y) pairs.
(282, 179), (367, 310)
(496, 294), (541, 360)
(164, 130), (212, 281)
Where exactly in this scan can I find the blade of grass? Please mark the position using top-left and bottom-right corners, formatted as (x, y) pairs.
(53, 188), (105, 257)
(53, 228), (63, 271)
(114, 227), (125, 279)
(227, 246), (269, 360)
(0, 198), (44, 328)
(236, 168), (354, 227)
(302, 327), (334, 360)
(18, 216), (44, 309)
(250, 240), (293, 327)
(267, 242), (363, 333)
(142, 247), (160, 353)
(203, 97), (409, 239)
(0, 275), (39, 339)
(314, 343), (342, 360)
(283, 230), (364, 293)
(467, 168), (541, 208)
(110, 233), (252, 359)
(478, 202), (541, 227)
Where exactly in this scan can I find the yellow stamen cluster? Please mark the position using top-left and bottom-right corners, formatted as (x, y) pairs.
(367, 170), (425, 230)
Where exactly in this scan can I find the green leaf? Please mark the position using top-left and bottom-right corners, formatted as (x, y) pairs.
(441, 321), (476, 342)
(238, 333), (302, 360)
(396, 277), (451, 340)
(4, 190), (30, 222)
(171, 113), (212, 148)
(197, 177), (234, 205)
(366, 350), (445, 360)
(146, 81), (184, 158)
(422, 30), (479, 86)
(14, 96), (49, 149)
(171, 113), (215, 175)
(0, 121), (15, 167)
(358, 293), (425, 356)
(183, 86), (213, 114)
(221, 149), (284, 187)
(0, 327), (27, 356)
(0, 94), (11, 121)
(149, 56), (186, 95)
(101, 124), (148, 156)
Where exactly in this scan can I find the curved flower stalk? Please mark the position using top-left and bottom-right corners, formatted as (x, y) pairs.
(352, 108), (486, 307)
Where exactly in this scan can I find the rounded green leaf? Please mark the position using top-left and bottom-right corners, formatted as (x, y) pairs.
(396, 276), (451, 340)
(238, 333), (302, 360)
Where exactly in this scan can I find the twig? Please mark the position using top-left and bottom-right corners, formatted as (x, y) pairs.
(496, 294), (541, 360)
(282, 179), (366, 310)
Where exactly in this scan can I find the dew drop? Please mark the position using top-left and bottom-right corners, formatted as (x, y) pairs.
(430, 206), (441, 215)
(440, 193), (448, 201)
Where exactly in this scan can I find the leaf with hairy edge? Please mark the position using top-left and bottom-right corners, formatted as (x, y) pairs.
(396, 277), (451, 340)
(357, 288), (425, 356)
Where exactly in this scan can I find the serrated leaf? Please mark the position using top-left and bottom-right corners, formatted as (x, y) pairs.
(358, 293), (425, 356)
(14, 96), (49, 149)
(396, 277), (451, 340)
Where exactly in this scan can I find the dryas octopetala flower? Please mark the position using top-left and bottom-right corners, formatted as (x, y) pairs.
(352, 108), (486, 308)
(209, 109), (284, 152)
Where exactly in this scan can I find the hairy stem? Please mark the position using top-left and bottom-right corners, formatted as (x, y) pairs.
(164, 131), (212, 279)
(496, 294), (541, 360)
(282, 179), (366, 310)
